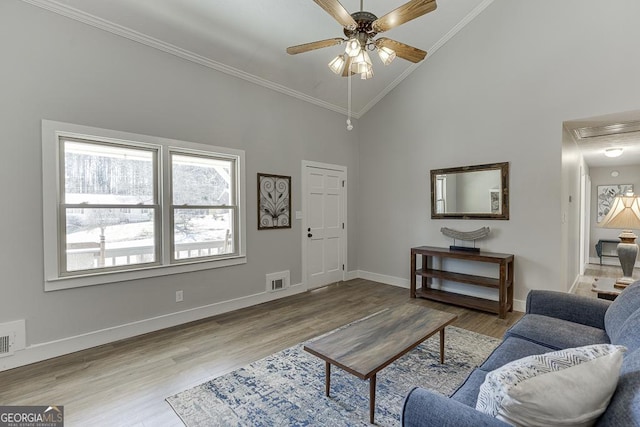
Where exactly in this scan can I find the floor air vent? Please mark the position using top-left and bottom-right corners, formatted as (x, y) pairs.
(266, 271), (290, 293)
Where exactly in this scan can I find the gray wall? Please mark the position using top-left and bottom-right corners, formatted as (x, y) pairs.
(0, 1), (359, 347)
(357, 0), (640, 301)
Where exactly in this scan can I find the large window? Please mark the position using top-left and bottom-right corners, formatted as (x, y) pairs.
(170, 152), (236, 262)
(43, 121), (246, 290)
(61, 138), (160, 274)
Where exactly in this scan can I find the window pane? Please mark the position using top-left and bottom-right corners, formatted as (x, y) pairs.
(64, 140), (155, 204)
(65, 208), (156, 272)
(172, 154), (232, 206)
(174, 209), (234, 260)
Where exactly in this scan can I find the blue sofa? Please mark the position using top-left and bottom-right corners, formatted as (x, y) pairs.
(403, 281), (640, 426)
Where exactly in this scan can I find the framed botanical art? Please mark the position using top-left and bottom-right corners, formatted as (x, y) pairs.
(597, 184), (633, 223)
(258, 173), (291, 230)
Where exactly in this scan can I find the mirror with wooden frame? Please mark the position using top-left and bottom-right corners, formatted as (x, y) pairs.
(431, 162), (509, 220)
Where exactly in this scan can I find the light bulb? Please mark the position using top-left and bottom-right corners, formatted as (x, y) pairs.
(345, 38), (361, 57)
(346, 119), (353, 131)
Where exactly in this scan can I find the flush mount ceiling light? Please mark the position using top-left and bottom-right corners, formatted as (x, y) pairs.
(287, 0), (435, 80)
(605, 148), (624, 158)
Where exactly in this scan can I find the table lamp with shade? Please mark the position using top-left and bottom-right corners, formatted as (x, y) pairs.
(598, 194), (640, 288)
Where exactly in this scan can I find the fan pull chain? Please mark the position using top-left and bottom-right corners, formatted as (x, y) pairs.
(346, 71), (353, 131)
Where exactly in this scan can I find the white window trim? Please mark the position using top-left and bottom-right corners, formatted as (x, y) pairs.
(42, 120), (246, 291)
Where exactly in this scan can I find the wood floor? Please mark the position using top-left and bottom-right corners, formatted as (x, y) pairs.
(0, 279), (523, 427)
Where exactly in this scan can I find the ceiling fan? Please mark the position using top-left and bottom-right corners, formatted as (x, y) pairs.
(286, 0), (436, 79)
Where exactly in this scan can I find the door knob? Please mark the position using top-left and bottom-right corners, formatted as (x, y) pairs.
(307, 233), (313, 238)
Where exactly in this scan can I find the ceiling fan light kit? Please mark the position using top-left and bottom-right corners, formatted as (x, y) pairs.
(287, 0), (436, 80)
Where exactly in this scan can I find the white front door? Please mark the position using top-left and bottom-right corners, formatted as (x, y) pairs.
(303, 162), (346, 289)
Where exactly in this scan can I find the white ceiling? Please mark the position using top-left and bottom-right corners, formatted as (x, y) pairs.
(24, 0), (491, 117)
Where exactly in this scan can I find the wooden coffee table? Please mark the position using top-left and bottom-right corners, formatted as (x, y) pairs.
(303, 304), (457, 424)
(592, 277), (623, 300)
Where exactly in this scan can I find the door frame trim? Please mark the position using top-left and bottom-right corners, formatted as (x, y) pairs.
(301, 160), (347, 290)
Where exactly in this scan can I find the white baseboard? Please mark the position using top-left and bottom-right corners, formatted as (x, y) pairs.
(568, 274), (582, 295)
(588, 256), (640, 268)
(4, 267), (532, 372)
(344, 270), (359, 281)
(357, 270), (410, 288)
(355, 270), (526, 313)
(0, 283), (307, 372)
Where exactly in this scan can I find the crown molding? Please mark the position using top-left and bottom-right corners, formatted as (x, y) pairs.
(573, 121), (640, 140)
(21, 0), (352, 117)
(21, 0), (492, 119)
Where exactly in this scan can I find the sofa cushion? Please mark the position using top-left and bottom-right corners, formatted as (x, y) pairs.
(479, 336), (554, 372)
(476, 344), (626, 426)
(403, 387), (512, 427)
(526, 290), (610, 329)
(596, 348), (640, 426)
(451, 369), (489, 407)
(604, 280), (640, 342)
(609, 308), (640, 353)
(505, 314), (610, 350)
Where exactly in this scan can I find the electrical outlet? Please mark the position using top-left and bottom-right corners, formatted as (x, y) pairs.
(175, 290), (183, 302)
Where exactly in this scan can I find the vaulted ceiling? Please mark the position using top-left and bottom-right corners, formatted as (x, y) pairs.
(23, 0), (492, 118)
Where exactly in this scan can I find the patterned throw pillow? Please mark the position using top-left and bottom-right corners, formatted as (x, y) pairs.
(476, 344), (626, 426)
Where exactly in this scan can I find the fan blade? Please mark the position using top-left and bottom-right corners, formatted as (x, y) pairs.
(376, 38), (427, 63)
(313, 0), (357, 29)
(286, 38), (344, 55)
(372, 0), (437, 33)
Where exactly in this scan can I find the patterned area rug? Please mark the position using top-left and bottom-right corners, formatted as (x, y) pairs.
(167, 326), (499, 426)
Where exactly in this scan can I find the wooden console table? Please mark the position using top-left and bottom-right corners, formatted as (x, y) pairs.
(410, 246), (515, 318)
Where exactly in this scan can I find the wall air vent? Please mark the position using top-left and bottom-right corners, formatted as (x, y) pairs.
(573, 121), (640, 140)
(272, 278), (284, 290)
(0, 335), (10, 356)
(0, 320), (26, 358)
(266, 271), (290, 293)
